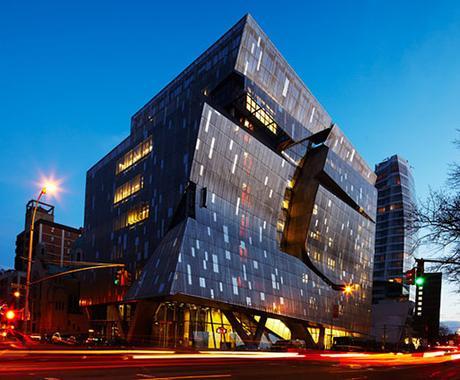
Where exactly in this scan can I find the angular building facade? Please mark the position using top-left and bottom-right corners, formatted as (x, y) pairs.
(372, 155), (416, 304)
(81, 15), (377, 349)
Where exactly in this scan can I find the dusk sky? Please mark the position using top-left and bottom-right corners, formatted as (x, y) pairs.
(1, 1), (459, 321)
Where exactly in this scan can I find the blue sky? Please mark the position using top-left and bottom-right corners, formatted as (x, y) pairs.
(1, 1), (459, 321)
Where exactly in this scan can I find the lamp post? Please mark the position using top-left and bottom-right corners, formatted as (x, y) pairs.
(23, 186), (47, 334)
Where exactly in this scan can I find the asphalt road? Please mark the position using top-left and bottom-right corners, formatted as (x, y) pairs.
(1, 352), (459, 380)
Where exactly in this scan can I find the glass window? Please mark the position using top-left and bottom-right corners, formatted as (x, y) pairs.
(114, 175), (143, 204)
(116, 136), (153, 174)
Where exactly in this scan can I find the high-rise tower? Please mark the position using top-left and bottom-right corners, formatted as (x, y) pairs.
(372, 155), (415, 304)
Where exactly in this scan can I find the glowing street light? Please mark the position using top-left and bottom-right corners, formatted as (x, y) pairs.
(343, 285), (354, 295)
(13, 291), (20, 298)
(40, 177), (62, 198)
(5, 310), (16, 321)
(340, 282), (359, 295)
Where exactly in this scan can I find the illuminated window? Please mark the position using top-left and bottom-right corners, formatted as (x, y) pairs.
(187, 265), (192, 285)
(223, 225), (229, 243)
(114, 203), (149, 230)
(389, 203), (403, 211)
(282, 78), (289, 97)
(232, 277), (238, 295)
(311, 251), (321, 262)
(310, 231), (321, 240)
(327, 257), (336, 269)
(127, 203), (149, 227)
(114, 175), (143, 204)
(212, 254), (219, 273)
(276, 220), (285, 232)
(245, 94), (278, 134)
(116, 136), (153, 174)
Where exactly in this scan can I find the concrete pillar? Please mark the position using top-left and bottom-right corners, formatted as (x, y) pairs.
(318, 326), (326, 349)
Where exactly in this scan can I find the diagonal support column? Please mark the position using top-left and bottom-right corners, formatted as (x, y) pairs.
(284, 320), (317, 348)
(253, 315), (267, 344)
(223, 310), (252, 347)
(223, 311), (267, 349)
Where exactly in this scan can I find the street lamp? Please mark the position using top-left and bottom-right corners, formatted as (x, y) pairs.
(23, 180), (59, 334)
(343, 285), (354, 295)
(5, 310), (16, 321)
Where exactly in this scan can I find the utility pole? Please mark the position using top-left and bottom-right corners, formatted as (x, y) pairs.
(24, 187), (47, 334)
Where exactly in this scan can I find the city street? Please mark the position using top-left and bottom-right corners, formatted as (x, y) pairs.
(0, 349), (459, 379)
(2, 3), (460, 380)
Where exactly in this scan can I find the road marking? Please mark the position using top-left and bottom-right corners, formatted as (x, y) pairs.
(132, 352), (299, 360)
(136, 375), (231, 380)
(2, 349), (175, 355)
(423, 351), (446, 358)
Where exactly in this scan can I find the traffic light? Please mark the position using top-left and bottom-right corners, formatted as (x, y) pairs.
(404, 268), (416, 285)
(114, 269), (131, 286)
(114, 269), (122, 285)
(415, 260), (425, 286)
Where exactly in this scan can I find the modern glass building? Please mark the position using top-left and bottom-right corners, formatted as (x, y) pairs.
(81, 14), (377, 349)
(372, 155), (416, 304)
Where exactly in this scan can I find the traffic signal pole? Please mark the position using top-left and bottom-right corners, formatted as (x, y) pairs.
(30, 263), (125, 285)
(415, 258), (460, 266)
(405, 258), (460, 286)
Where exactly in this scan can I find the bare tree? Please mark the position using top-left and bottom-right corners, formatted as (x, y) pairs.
(439, 323), (451, 337)
(412, 131), (460, 288)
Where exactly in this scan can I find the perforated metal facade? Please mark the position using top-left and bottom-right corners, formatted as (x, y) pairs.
(81, 14), (377, 339)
